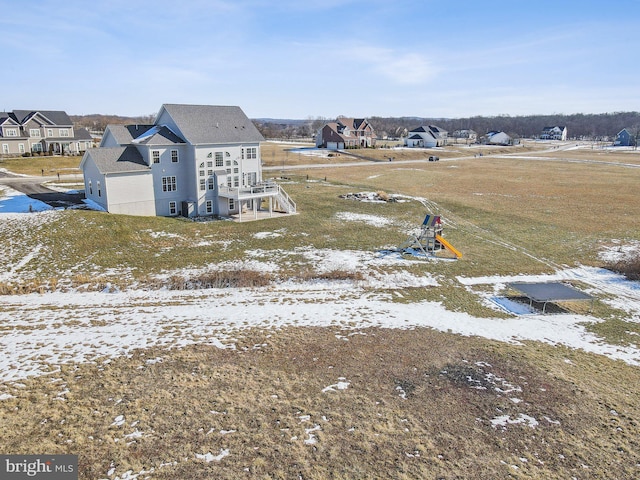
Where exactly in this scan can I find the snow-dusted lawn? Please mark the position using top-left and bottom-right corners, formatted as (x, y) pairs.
(2, 256), (640, 384)
(1, 187), (640, 385)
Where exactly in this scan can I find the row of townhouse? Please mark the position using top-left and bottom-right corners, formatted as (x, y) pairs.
(0, 110), (93, 156)
(81, 103), (296, 219)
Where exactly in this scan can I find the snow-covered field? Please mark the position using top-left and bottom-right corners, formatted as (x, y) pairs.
(2, 188), (640, 386)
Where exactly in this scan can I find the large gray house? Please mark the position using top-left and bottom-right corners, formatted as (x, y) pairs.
(0, 109), (93, 156)
(80, 104), (295, 219)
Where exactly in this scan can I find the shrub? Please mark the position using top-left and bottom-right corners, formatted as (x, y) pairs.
(606, 254), (640, 281)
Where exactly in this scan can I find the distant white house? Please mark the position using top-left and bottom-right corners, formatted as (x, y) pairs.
(452, 129), (477, 141)
(540, 125), (567, 141)
(404, 125), (448, 147)
(80, 104), (295, 219)
(483, 131), (513, 146)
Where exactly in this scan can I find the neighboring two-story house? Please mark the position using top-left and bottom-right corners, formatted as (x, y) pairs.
(540, 125), (567, 141)
(614, 128), (636, 147)
(0, 110), (93, 156)
(316, 117), (376, 149)
(404, 125), (448, 148)
(80, 103), (295, 219)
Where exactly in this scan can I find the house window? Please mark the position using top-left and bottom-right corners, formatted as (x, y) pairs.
(215, 152), (223, 167)
(162, 176), (177, 192)
(169, 201), (177, 215)
(18, 144), (25, 153)
(199, 178), (206, 191)
(47, 129), (53, 137)
(171, 150), (179, 163)
(97, 181), (101, 197)
(233, 176), (239, 187)
(225, 159), (231, 167)
(2, 144), (8, 154)
(227, 176), (232, 187)
(6, 128), (17, 137)
(246, 147), (257, 159)
(199, 170), (205, 177)
(89, 180), (92, 195)
(233, 167), (239, 174)
(32, 143), (42, 152)
(207, 169), (213, 176)
(29, 129), (40, 137)
(207, 178), (214, 190)
(229, 198), (235, 210)
(241, 148), (244, 159)
(60, 129), (69, 137)
(207, 160), (213, 168)
(205, 200), (213, 214)
(152, 150), (160, 164)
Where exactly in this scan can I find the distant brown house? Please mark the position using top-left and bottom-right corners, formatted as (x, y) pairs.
(316, 117), (376, 149)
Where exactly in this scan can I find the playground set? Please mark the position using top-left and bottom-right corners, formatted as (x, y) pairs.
(397, 214), (462, 259)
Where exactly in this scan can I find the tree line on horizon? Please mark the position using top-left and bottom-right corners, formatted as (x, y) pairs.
(72, 111), (640, 142)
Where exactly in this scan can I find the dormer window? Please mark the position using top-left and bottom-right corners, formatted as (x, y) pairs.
(152, 151), (160, 164)
(60, 129), (69, 137)
(5, 128), (17, 137)
(29, 129), (40, 137)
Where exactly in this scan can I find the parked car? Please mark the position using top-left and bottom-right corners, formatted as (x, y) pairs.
(429, 155), (439, 161)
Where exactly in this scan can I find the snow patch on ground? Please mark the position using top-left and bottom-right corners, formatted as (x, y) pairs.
(335, 211), (393, 227)
(0, 187), (52, 213)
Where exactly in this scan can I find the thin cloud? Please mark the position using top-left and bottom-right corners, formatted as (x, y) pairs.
(341, 45), (439, 85)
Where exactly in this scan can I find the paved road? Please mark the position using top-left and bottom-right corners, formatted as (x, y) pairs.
(0, 171), (86, 208)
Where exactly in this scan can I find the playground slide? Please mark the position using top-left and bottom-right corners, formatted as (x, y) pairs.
(435, 234), (462, 259)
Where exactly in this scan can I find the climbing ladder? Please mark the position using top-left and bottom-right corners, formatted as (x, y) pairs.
(398, 214), (461, 259)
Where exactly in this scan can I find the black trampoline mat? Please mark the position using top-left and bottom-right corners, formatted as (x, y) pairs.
(507, 282), (593, 302)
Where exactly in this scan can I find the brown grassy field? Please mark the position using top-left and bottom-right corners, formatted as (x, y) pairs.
(1, 141), (640, 479)
(2, 328), (639, 479)
(0, 155), (83, 176)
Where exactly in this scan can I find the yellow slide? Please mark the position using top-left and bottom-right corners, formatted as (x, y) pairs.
(435, 234), (462, 259)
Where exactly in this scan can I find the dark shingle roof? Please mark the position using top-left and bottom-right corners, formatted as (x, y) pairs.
(104, 125), (156, 145)
(86, 146), (149, 174)
(131, 125), (185, 145)
(160, 104), (264, 145)
(74, 127), (93, 141)
(12, 110), (73, 126)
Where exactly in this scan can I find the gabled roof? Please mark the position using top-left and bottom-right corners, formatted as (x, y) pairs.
(84, 146), (149, 174)
(0, 113), (19, 125)
(409, 125), (446, 137)
(322, 122), (350, 142)
(12, 110), (73, 126)
(159, 104), (264, 145)
(74, 127), (94, 141)
(131, 125), (185, 145)
(337, 117), (371, 131)
(104, 125), (156, 145)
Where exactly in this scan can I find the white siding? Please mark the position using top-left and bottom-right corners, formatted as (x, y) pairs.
(82, 157), (108, 211)
(106, 171), (156, 216)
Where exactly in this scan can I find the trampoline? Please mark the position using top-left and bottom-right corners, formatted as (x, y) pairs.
(507, 282), (594, 313)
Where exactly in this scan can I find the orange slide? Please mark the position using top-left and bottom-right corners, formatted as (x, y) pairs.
(435, 234), (462, 259)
